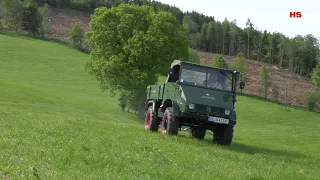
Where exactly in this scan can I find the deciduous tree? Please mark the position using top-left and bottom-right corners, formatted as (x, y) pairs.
(259, 66), (271, 100)
(245, 19), (253, 58)
(233, 52), (247, 83)
(21, 1), (42, 36)
(85, 4), (189, 105)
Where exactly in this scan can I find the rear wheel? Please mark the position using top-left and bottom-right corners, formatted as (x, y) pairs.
(190, 127), (206, 140)
(213, 125), (234, 145)
(145, 107), (161, 132)
(161, 107), (179, 135)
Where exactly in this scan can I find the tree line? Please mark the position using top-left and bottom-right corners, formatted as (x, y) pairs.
(2, 0), (319, 77)
(14, 0), (319, 78)
(1, 0), (319, 110)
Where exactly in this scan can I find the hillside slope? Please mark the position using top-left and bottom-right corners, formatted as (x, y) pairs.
(46, 6), (318, 110)
(1, 33), (320, 179)
(199, 51), (315, 106)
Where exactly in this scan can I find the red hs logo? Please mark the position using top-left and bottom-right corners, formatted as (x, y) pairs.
(290, 12), (302, 18)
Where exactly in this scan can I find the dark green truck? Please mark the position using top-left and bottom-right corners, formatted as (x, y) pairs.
(144, 60), (242, 145)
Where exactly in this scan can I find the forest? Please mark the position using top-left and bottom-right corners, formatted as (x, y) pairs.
(30, 0), (320, 78)
(1, 0), (319, 77)
(1, 0), (320, 110)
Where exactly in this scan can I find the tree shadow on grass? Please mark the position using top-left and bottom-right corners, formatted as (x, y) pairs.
(0, 31), (91, 53)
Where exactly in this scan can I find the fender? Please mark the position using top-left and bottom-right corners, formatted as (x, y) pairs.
(145, 100), (156, 111)
(171, 100), (181, 116)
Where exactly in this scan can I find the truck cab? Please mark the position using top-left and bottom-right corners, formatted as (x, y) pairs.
(145, 60), (241, 145)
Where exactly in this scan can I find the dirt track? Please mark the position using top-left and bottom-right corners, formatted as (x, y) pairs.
(46, 6), (318, 110)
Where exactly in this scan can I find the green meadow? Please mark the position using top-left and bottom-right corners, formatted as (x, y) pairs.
(0, 33), (319, 179)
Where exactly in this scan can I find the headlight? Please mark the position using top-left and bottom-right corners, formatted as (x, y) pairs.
(188, 103), (195, 110)
(225, 109), (231, 115)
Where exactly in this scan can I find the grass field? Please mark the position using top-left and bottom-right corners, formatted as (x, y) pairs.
(1, 33), (320, 179)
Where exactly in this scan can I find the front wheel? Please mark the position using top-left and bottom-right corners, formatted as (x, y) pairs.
(213, 125), (234, 145)
(161, 107), (179, 135)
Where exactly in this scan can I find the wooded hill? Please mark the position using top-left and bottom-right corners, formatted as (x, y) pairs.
(1, 0), (319, 111)
(34, 0), (320, 77)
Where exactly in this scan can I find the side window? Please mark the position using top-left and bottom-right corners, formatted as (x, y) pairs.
(168, 65), (180, 82)
(172, 65), (180, 81)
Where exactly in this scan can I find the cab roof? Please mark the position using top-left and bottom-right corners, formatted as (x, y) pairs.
(170, 60), (236, 73)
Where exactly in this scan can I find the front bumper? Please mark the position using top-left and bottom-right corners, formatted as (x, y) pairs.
(179, 112), (237, 127)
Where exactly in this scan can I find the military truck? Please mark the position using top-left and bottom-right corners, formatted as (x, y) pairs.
(144, 60), (242, 145)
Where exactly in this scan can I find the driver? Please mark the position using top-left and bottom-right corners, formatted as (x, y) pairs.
(205, 71), (223, 90)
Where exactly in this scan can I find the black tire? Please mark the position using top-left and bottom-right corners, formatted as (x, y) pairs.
(145, 107), (161, 132)
(161, 107), (179, 135)
(190, 127), (206, 140)
(213, 125), (234, 145)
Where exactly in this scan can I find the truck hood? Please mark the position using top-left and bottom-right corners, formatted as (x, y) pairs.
(179, 84), (233, 110)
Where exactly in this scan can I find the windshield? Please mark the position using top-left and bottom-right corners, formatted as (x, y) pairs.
(180, 64), (233, 92)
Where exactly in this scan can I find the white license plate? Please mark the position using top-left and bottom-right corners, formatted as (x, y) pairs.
(208, 116), (229, 124)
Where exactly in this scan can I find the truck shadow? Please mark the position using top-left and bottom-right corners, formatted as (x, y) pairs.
(135, 111), (310, 160)
(201, 138), (308, 159)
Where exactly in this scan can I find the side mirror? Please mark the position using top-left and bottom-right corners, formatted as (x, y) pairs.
(168, 68), (173, 75)
(239, 82), (245, 94)
(240, 82), (245, 89)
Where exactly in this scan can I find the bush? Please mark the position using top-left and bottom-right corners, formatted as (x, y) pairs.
(70, 0), (91, 11)
(38, 3), (49, 37)
(42, 0), (71, 8)
(259, 66), (271, 100)
(186, 48), (200, 64)
(213, 54), (228, 69)
(233, 52), (247, 83)
(311, 64), (320, 87)
(69, 23), (84, 50)
(0, 0), (23, 31)
(304, 90), (320, 111)
(118, 92), (128, 111)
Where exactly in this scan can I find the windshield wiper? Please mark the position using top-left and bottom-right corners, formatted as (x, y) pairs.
(219, 70), (232, 81)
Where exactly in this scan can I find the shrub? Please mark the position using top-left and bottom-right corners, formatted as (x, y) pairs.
(259, 66), (271, 100)
(311, 64), (320, 87)
(186, 48), (200, 64)
(304, 89), (320, 111)
(213, 54), (228, 69)
(233, 52), (247, 83)
(69, 23), (84, 50)
(38, 3), (49, 37)
(0, 0), (23, 31)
